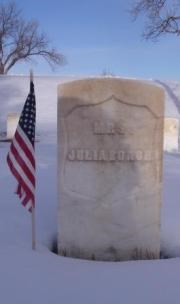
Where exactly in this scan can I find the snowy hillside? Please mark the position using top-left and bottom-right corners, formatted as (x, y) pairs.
(1, 76), (180, 134)
(0, 75), (79, 143)
(1, 75), (180, 304)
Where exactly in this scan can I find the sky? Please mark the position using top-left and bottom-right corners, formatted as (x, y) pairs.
(4, 0), (180, 80)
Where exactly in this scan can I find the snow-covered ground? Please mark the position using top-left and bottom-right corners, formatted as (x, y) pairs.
(1, 75), (180, 304)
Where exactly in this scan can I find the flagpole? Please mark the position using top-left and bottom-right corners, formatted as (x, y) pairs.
(30, 69), (36, 250)
(32, 206), (36, 250)
(30, 69), (33, 83)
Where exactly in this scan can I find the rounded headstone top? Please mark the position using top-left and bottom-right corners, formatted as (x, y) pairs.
(58, 77), (164, 118)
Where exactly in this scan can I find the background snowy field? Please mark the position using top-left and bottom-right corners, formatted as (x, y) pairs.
(0, 75), (180, 303)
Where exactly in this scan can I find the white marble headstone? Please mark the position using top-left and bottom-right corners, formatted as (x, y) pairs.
(7, 113), (20, 139)
(164, 117), (179, 152)
(57, 78), (164, 261)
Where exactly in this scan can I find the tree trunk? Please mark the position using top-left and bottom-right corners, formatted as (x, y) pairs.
(0, 63), (5, 74)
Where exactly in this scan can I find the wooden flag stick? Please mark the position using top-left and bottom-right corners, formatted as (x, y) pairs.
(32, 206), (36, 250)
(30, 69), (36, 250)
(30, 69), (34, 82)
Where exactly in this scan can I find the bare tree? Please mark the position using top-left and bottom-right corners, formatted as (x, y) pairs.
(0, 1), (65, 74)
(130, 0), (180, 40)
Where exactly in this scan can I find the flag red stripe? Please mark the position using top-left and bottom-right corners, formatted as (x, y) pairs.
(10, 143), (35, 187)
(22, 196), (29, 206)
(27, 206), (33, 212)
(7, 80), (36, 212)
(22, 195), (34, 210)
(7, 154), (34, 203)
(15, 131), (35, 168)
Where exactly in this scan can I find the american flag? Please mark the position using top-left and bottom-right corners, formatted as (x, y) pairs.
(7, 80), (36, 212)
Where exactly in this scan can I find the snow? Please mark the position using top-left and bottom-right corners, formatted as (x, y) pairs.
(1, 75), (180, 303)
(1, 249), (180, 304)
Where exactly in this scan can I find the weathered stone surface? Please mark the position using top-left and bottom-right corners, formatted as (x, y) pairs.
(7, 113), (20, 139)
(57, 78), (164, 261)
(164, 117), (179, 152)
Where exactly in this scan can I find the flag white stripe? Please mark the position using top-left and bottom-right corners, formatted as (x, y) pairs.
(8, 151), (35, 195)
(12, 137), (35, 176)
(7, 80), (36, 213)
(17, 125), (35, 156)
(24, 201), (33, 211)
(21, 191), (26, 202)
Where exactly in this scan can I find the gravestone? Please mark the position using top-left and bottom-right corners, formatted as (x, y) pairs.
(7, 113), (20, 139)
(164, 117), (179, 152)
(57, 78), (164, 261)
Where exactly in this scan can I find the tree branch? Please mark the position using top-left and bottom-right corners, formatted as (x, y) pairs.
(130, 0), (180, 40)
(0, 1), (65, 74)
